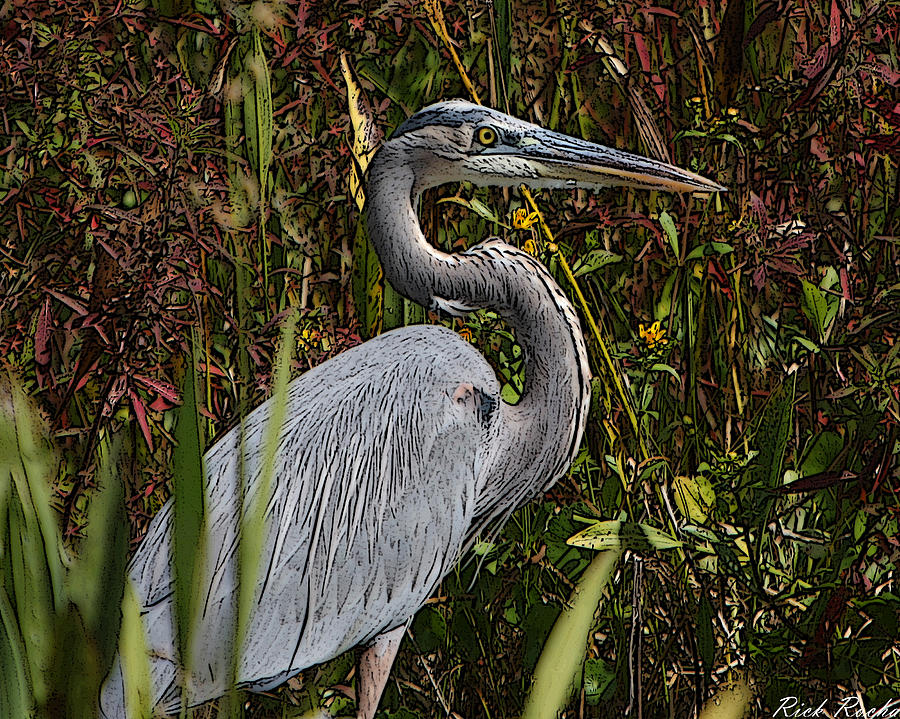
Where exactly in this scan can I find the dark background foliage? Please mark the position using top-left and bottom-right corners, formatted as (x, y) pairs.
(0, 0), (898, 716)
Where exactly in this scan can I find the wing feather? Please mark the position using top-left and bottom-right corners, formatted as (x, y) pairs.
(126, 325), (500, 704)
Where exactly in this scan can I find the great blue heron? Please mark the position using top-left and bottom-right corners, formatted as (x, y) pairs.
(99, 100), (722, 718)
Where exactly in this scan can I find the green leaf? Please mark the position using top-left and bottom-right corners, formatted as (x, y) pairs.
(382, 279), (405, 332)
(658, 272), (677, 317)
(566, 520), (682, 552)
(748, 376), (795, 497)
(410, 606), (447, 654)
(0, 374), (66, 707)
(717, 133), (744, 150)
(582, 657), (615, 705)
(352, 221), (384, 339)
(672, 475), (716, 523)
(567, 519), (621, 550)
(0, 586), (32, 718)
(649, 363), (681, 381)
(572, 249), (623, 277)
(684, 242), (734, 261)
(820, 265), (839, 291)
(436, 196), (505, 226)
(659, 210), (679, 258)
(14, 119), (37, 142)
(238, 314), (296, 656)
(793, 335), (820, 353)
(639, 523), (684, 550)
(696, 594), (715, 669)
(682, 524), (720, 544)
(853, 510), (866, 542)
(800, 279), (828, 340)
(66, 437), (127, 665)
(800, 431), (844, 476)
(243, 27), (273, 201)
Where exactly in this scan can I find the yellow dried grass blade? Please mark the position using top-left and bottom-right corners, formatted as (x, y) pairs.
(423, 0), (481, 103)
(340, 51), (381, 211)
(342, 51), (384, 338)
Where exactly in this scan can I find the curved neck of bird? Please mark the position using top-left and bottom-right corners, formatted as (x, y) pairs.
(366, 147), (591, 522)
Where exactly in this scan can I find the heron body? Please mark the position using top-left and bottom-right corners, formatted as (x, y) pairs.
(100, 100), (721, 717)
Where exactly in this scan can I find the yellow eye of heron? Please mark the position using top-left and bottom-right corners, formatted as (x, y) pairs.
(476, 127), (498, 146)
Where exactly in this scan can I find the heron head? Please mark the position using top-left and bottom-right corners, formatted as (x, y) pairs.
(388, 100), (724, 194)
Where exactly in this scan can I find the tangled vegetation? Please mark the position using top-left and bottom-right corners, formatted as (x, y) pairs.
(0, 0), (898, 717)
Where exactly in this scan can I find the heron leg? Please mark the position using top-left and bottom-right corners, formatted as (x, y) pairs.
(356, 624), (405, 719)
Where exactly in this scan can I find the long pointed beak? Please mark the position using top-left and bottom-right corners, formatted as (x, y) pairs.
(505, 128), (725, 194)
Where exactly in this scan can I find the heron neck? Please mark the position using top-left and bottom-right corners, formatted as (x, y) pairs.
(365, 152), (591, 518)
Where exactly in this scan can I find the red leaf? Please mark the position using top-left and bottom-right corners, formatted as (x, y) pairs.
(787, 44), (844, 113)
(198, 362), (228, 377)
(863, 134), (900, 152)
(45, 288), (89, 316)
(149, 396), (175, 412)
(133, 374), (179, 402)
(34, 298), (53, 365)
(129, 389), (154, 452)
(839, 267), (853, 302)
(639, 7), (680, 19)
(707, 259), (735, 301)
(778, 470), (856, 494)
(829, 0), (842, 46)
(631, 32), (652, 74)
(310, 58), (341, 93)
(73, 357), (101, 392)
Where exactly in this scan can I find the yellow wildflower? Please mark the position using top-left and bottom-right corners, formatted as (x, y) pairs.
(458, 327), (474, 343)
(512, 207), (540, 230)
(522, 238), (538, 255)
(638, 321), (667, 348)
(299, 326), (320, 350)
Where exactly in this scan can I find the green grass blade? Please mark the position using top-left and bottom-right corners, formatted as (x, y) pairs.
(382, 281), (404, 331)
(750, 375), (796, 494)
(522, 549), (621, 719)
(351, 221), (384, 340)
(66, 436), (128, 669)
(237, 313), (295, 647)
(0, 372), (66, 708)
(119, 581), (152, 719)
(244, 26), (273, 203)
(171, 332), (207, 708)
(0, 584), (32, 717)
(55, 436), (128, 719)
(243, 26), (273, 300)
